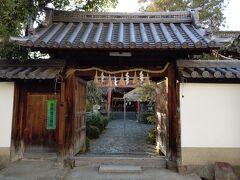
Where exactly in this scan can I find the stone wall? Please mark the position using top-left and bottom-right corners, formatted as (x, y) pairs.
(0, 148), (10, 170)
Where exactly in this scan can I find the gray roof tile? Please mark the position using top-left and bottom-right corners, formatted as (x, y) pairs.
(0, 60), (64, 79)
(10, 10), (217, 50)
(177, 60), (240, 79)
(0, 67), (62, 79)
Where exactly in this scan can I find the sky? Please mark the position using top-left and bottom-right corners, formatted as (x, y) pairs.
(110, 0), (240, 31)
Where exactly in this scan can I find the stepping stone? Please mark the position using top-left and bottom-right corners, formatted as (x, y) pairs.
(214, 162), (238, 180)
(99, 164), (142, 173)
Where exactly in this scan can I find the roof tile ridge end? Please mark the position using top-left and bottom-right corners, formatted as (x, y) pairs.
(42, 8), (53, 27)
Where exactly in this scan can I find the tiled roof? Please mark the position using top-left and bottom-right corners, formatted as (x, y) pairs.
(10, 10), (216, 50)
(0, 60), (64, 79)
(177, 60), (240, 79)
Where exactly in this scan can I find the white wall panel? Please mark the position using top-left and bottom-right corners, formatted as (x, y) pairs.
(0, 82), (14, 147)
(180, 83), (240, 148)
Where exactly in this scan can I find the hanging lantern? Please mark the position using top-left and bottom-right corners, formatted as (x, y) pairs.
(119, 73), (125, 86)
(107, 74), (113, 87)
(93, 71), (99, 85)
(132, 71), (139, 85)
(144, 73), (150, 84)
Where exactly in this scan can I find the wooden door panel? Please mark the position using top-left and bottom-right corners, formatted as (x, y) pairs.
(73, 78), (87, 155)
(24, 93), (59, 152)
(156, 80), (168, 155)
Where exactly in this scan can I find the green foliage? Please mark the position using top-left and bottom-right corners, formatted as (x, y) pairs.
(75, 0), (118, 11)
(146, 115), (155, 124)
(146, 128), (156, 145)
(86, 125), (100, 139)
(0, 0), (33, 59)
(102, 116), (109, 128)
(0, 0), (117, 60)
(86, 81), (104, 112)
(87, 113), (105, 131)
(140, 112), (155, 124)
(139, 0), (227, 30)
(86, 113), (109, 139)
(138, 83), (156, 102)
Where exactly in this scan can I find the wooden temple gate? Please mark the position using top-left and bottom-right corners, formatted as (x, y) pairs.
(6, 61), (177, 161)
(70, 62), (178, 160)
(7, 9), (218, 164)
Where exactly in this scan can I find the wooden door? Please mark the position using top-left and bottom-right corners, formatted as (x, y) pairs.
(73, 78), (87, 155)
(156, 80), (168, 155)
(24, 93), (59, 153)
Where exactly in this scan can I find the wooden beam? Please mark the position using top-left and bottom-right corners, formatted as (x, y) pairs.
(167, 61), (178, 161)
(58, 81), (66, 147)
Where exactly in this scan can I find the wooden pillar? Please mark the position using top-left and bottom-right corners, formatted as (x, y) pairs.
(58, 80), (66, 159)
(10, 82), (21, 161)
(137, 101), (140, 113)
(167, 61), (178, 161)
(107, 88), (112, 115)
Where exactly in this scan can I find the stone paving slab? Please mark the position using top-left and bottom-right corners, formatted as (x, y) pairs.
(99, 165), (142, 173)
(74, 156), (166, 168)
(0, 160), (65, 180)
(65, 166), (201, 180)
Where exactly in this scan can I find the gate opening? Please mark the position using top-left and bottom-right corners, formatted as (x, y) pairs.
(74, 68), (169, 158)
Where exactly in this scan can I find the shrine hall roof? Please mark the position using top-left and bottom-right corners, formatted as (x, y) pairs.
(10, 10), (218, 50)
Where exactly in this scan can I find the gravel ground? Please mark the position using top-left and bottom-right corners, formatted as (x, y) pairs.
(86, 119), (157, 155)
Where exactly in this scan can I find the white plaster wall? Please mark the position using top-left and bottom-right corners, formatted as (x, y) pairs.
(180, 83), (240, 148)
(0, 82), (14, 147)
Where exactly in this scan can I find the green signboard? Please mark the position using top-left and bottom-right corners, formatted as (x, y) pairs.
(47, 100), (57, 130)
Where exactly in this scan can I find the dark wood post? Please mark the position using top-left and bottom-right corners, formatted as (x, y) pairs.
(137, 101), (140, 113)
(167, 61), (178, 161)
(107, 88), (112, 115)
(58, 80), (66, 160)
(10, 82), (20, 161)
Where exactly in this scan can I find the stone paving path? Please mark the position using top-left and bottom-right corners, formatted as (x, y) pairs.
(65, 166), (202, 180)
(0, 159), (66, 180)
(86, 119), (157, 156)
(0, 160), (202, 180)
